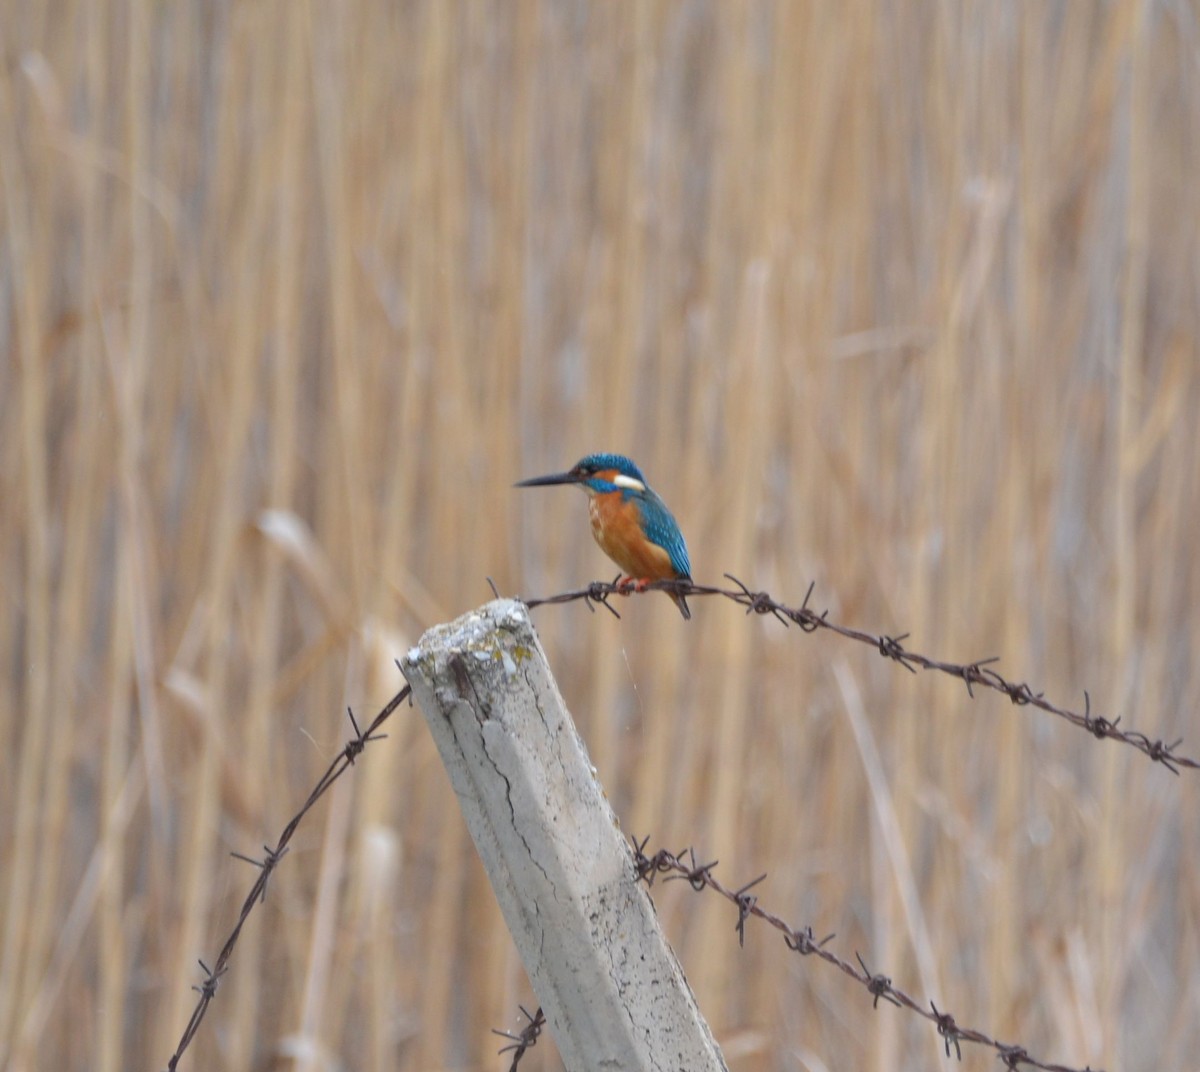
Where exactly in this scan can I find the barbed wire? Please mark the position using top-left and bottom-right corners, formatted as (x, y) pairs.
(520, 574), (1196, 775)
(492, 1005), (546, 1070)
(164, 573), (1180, 1070)
(630, 835), (1103, 1072)
(162, 681), (412, 1071)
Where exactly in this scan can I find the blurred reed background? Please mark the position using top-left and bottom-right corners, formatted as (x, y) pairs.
(2, 2), (1199, 1070)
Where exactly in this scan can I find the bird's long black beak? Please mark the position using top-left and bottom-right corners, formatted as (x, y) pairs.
(514, 470), (581, 488)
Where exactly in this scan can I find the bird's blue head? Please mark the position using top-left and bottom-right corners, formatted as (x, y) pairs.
(573, 453), (647, 493)
(515, 453), (650, 496)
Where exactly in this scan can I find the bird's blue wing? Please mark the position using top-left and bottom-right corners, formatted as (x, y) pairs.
(636, 493), (692, 578)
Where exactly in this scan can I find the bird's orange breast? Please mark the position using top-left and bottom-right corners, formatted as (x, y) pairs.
(588, 492), (677, 581)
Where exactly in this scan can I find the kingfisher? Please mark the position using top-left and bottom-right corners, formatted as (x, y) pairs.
(516, 453), (693, 619)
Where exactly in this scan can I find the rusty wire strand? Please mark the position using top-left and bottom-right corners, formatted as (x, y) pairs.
(165, 571), (1168, 1070)
(631, 836), (1104, 1072)
(163, 680), (412, 1071)
(524, 575), (1196, 774)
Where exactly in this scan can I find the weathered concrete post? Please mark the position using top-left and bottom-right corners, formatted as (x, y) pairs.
(401, 599), (727, 1072)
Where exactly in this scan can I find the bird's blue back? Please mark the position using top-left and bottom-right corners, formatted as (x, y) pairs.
(636, 492), (691, 579)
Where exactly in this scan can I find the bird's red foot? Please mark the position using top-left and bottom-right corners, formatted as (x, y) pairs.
(614, 576), (652, 595)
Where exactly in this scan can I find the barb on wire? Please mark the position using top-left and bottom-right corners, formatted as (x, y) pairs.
(163, 680), (413, 1071)
(229, 844), (290, 904)
(856, 953), (901, 1009)
(492, 1005), (547, 1071)
(522, 575), (1196, 775)
(630, 836), (1103, 1072)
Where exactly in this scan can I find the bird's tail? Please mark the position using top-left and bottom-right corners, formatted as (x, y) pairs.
(669, 589), (691, 620)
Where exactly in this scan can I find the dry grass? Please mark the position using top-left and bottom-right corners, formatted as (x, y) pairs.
(2, 2), (1199, 1070)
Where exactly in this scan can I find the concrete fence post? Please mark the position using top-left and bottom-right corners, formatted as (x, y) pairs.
(401, 598), (728, 1072)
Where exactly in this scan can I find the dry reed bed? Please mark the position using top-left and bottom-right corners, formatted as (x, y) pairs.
(1, 3), (1198, 1070)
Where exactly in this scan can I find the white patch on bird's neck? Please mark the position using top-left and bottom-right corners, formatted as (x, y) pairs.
(612, 474), (646, 492)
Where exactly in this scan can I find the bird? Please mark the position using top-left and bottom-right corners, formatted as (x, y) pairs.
(515, 452), (693, 619)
